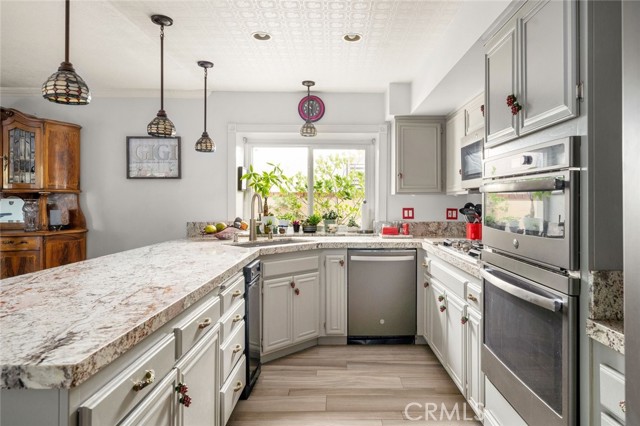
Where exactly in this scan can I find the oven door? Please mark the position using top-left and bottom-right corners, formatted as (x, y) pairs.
(481, 169), (578, 270)
(481, 260), (577, 426)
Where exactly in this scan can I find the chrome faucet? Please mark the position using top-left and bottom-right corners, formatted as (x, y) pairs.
(249, 193), (263, 242)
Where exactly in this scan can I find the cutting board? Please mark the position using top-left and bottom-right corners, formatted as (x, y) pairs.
(378, 233), (414, 239)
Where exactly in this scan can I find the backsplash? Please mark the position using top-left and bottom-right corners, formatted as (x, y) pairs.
(588, 270), (624, 321)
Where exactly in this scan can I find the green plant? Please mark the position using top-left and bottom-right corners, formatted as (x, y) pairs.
(279, 212), (296, 222)
(322, 210), (339, 221)
(304, 213), (322, 226)
(347, 218), (358, 228)
(240, 163), (291, 216)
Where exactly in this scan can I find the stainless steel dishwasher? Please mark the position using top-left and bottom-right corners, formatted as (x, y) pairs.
(347, 249), (416, 344)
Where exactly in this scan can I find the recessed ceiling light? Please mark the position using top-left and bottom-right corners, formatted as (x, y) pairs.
(343, 33), (362, 42)
(252, 32), (272, 41)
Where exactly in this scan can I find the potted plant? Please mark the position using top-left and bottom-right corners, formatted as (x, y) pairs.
(302, 214), (322, 233)
(263, 219), (274, 235)
(347, 218), (359, 232)
(292, 220), (301, 233)
(240, 163), (291, 218)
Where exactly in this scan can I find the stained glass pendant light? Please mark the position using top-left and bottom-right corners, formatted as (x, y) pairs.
(42, 0), (91, 105)
(147, 15), (176, 138)
(300, 81), (317, 137)
(195, 61), (215, 152)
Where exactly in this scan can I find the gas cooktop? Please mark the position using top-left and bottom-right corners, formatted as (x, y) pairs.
(440, 239), (483, 259)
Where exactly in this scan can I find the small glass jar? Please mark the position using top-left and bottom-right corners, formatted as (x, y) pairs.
(22, 199), (39, 232)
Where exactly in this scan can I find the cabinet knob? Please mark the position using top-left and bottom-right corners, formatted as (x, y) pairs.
(438, 295), (445, 302)
(461, 316), (468, 325)
(290, 281), (296, 288)
(132, 369), (155, 391)
(458, 169), (462, 175)
(295, 288), (301, 296)
(423, 281), (429, 288)
(232, 314), (243, 323)
(439, 305), (446, 313)
(233, 381), (244, 392)
(339, 259), (345, 267)
(620, 400), (626, 413)
(233, 344), (243, 353)
(198, 317), (212, 329)
(175, 382), (192, 407)
(232, 289), (243, 298)
(398, 172), (403, 179)
(467, 294), (478, 302)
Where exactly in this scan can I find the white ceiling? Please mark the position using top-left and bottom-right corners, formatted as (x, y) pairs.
(0, 0), (511, 101)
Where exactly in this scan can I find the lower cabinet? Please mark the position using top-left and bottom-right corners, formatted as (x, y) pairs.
(118, 368), (179, 426)
(428, 278), (446, 362)
(263, 272), (320, 353)
(466, 307), (483, 415)
(444, 291), (466, 393)
(324, 253), (347, 336)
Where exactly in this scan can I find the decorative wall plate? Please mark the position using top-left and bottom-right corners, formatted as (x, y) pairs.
(298, 95), (325, 122)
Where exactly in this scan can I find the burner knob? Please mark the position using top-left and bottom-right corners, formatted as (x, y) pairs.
(513, 239), (519, 249)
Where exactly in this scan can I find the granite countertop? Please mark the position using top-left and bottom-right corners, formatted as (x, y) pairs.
(586, 319), (625, 355)
(0, 236), (428, 390)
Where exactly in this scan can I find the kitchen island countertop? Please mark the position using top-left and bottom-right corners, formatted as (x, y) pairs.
(1, 236), (431, 390)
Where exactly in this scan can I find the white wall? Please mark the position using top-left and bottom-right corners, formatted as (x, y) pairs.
(2, 90), (467, 258)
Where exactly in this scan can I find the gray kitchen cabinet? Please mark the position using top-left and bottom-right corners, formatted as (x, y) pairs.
(444, 289), (466, 393)
(394, 117), (443, 193)
(117, 368), (179, 426)
(466, 306), (483, 417)
(465, 93), (485, 135)
(429, 278), (447, 362)
(485, 0), (578, 147)
(324, 253), (347, 336)
(445, 110), (465, 194)
(262, 275), (294, 353)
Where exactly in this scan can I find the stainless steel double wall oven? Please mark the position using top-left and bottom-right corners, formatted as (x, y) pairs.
(480, 136), (580, 426)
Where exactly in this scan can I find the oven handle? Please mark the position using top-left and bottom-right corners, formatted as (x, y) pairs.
(480, 176), (565, 193)
(480, 269), (563, 312)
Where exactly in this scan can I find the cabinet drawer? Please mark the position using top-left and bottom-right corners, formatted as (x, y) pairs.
(220, 356), (246, 425)
(600, 364), (626, 423)
(430, 260), (466, 298)
(220, 322), (246, 383)
(220, 274), (245, 315)
(78, 334), (175, 426)
(466, 281), (482, 313)
(0, 236), (40, 252)
(262, 255), (319, 278)
(174, 295), (221, 358)
(220, 299), (245, 344)
(117, 368), (178, 426)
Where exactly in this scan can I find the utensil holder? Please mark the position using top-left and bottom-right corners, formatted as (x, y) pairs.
(466, 223), (482, 240)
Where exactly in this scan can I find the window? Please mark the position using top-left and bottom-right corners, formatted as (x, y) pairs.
(245, 141), (372, 227)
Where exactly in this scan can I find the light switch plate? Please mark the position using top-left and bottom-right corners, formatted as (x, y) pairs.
(402, 208), (414, 219)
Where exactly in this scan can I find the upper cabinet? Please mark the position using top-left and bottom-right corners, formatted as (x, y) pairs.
(485, 0), (578, 147)
(445, 111), (465, 194)
(2, 108), (81, 192)
(394, 117), (443, 194)
(465, 94), (485, 136)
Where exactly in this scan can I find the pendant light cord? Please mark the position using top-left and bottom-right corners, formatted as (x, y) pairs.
(64, 0), (70, 64)
(306, 85), (311, 124)
(203, 67), (208, 132)
(160, 24), (165, 111)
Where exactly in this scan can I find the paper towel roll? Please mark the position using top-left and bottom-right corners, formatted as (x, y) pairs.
(361, 200), (371, 231)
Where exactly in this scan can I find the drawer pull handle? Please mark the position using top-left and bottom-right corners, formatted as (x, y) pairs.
(620, 400), (626, 413)
(198, 317), (212, 329)
(2, 240), (28, 245)
(132, 369), (155, 391)
(233, 344), (243, 353)
(232, 314), (243, 323)
(233, 381), (243, 392)
(467, 294), (478, 302)
(232, 290), (243, 298)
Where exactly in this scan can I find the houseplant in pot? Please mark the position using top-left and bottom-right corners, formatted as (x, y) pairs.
(292, 220), (301, 233)
(322, 210), (339, 233)
(240, 163), (291, 219)
(302, 214), (322, 233)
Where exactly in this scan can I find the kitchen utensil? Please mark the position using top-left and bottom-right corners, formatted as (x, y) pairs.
(475, 204), (482, 216)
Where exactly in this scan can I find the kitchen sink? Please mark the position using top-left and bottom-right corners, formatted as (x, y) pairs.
(225, 238), (312, 248)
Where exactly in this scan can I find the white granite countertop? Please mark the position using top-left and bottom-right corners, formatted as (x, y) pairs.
(1, 236), (433, 390)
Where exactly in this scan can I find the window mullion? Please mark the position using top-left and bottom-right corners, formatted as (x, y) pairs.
(307, 146), (314, 215)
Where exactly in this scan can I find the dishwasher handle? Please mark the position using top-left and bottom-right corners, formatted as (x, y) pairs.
(350, 255), (415, 262)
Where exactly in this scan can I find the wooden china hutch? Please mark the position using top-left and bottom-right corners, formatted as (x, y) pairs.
(1, 108), (87, 278)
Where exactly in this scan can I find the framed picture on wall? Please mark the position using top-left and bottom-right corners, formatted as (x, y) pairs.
(126, 136), (181, 179)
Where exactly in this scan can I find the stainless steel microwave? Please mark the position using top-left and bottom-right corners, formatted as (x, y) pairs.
(460, 129), (483, 189)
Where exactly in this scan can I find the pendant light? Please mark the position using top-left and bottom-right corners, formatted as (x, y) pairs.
(42, 0), (91, 105)
(300, 80), (317, 137)
(147, 15), (176, 138)
(195, 61), (215, 153)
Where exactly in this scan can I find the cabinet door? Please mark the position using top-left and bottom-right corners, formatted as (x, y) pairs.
(292, 272), (320, 343)
(422, 273), (432, 343)
(465, 94), (485, 135)
(262, 276), (293, 353)
(485, 26), (518, 147)
(0, 250), (42, 278)
(445, 292), (466, 394)
(466, 308), (483, 416)
(43, 122), (81, 190)
(429, 280), (447, 362)
(117, 368), (178, 426)
(2, 120), (43, 189)
(324, 255), (347, 336)
(44, 233), (86, 269)
(395, 119), (442, 193)
(445, 111), (465, 194)
(519, 0), (578, 135)
(175, 327), (220, 426)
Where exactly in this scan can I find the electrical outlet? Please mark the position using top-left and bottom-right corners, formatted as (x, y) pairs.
(446, 208), (458, 220)
(402, 208), (414, 220)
